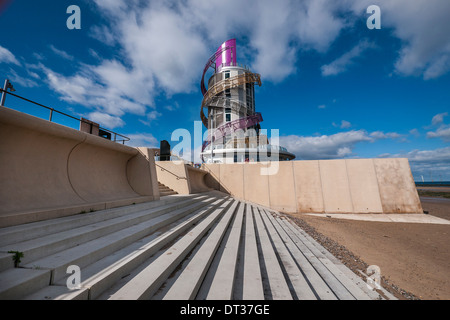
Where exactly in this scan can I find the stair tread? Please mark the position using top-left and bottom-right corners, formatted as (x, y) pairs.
(108, 198), (233, 300)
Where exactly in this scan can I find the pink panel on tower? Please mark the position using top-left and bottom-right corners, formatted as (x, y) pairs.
(215, 39), (236, 72)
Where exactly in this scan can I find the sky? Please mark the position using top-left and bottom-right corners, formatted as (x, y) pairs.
(0, 0), (449, 181)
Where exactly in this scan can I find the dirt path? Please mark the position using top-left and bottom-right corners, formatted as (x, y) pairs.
(286, 198), (450, 300)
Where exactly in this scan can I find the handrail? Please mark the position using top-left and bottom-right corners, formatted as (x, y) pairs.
(0, 88), (130, 144)
(154, 162), (187, 180)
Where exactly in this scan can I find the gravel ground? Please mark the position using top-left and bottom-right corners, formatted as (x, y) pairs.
(284, 193), (450, 300)
(287, 214), (418, 300)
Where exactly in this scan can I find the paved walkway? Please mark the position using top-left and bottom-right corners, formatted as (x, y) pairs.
(304, 213), (450, 225)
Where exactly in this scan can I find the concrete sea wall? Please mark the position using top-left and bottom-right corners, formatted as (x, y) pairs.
(202, 159), (423, 214)
(0, 106), (159, 227)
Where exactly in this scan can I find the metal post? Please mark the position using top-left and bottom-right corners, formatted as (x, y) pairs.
(1, 79), (10, 106)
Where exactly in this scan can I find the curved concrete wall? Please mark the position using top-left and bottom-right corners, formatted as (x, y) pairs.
(155, 161), (211, 194)
(202, 159), (422, 214)
(0, 107), (159, 227)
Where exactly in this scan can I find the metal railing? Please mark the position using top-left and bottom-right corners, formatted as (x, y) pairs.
(0, 88), (130, 144)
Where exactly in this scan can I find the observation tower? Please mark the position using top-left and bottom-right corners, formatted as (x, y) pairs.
(200, 39), (295, 163)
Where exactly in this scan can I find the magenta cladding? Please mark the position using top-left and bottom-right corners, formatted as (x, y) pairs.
(215, 38), (237, 72)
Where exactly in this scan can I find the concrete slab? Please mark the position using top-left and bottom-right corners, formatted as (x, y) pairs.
(243, 163), (270, 208)
(292, 161), (325, 213)
(219, 164), (244, 199)
(374, 158), (422, 213)
(319, 160), (354, 213)
(346, 159), (383, 213)
(268, 162), (297, 213)
(304, 213), (450, 224)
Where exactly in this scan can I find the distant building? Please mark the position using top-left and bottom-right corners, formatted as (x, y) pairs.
(200, 39), (295, 163)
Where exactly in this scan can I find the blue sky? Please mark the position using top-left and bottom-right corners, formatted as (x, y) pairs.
(1, 0), (449, 181)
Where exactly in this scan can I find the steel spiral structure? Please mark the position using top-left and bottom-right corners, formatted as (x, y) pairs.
(200, 39), (263, 153)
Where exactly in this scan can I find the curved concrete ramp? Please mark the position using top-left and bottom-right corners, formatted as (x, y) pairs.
(0, 107), (159, 227)
(0, 192), (391, 300)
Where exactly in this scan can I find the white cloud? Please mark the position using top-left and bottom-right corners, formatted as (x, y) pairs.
(31, 62), (149, 120)
(427, 127), (450, 142)
(333, 120), (352, 129)
(280, 130), (372, 160)
(11, 0), (450, 133)
(6, 68), (38, 88)
(321, 40), (375, 76)
(125, 133), (159, 148)
(431, 112), (448, 126)
(383, 147), (450, 180)
(409, 128), (420, 137)
(427, 112), (450, 142)
(87, 111), (125, 129)
(281, 128), (408, 160)
(49, 45), (74, 61)
(0, 45), (20, 65)
(89, 25), (117, 47)
(370, 131), (405, 140)
(295, 0), (347, 53)
(92, 0), (348, 84)
(346, 0), (450, 80)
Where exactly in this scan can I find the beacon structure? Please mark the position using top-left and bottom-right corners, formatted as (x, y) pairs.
(199, 39), (295, 163)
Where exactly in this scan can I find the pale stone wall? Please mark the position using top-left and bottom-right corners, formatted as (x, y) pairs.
(0, 107), (159, 227)
(155, 161), (212, 194)
(202, 159), (423, 214)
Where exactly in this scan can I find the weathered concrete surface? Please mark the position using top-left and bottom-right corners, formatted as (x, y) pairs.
(155, 161), (190, 195)
(374, 158), (422, 213)
(155, 161), (212, 195)
(187, 165), (212, 194)
(319, 160), (353, 213)
(203, 159), (422, 214)
(0, 192), (388, 300)
(304, 213), (450, 224)
(293, 161), (325, 213)
(268, 162), (296, 213)
(0, 107), (159, 227)
(220, 163), (245, 199)
(244, 163), (270, 208)
(346, 159), (383, 213)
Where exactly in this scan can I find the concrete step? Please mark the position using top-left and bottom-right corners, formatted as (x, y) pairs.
(157, 182), (177, 196)
(256, 207), (316, 300)
(198, 201), (245, 300)
(0, 196), (205, 270)
(160, 191), (178, 196)
(273, 212), (372, 300)
(23, 196), (229, 300)
(161, 200), (240, 299)
(0, 195), (191, 248)
(105, 198), (235, 300)
(1, 192), (382, 300)
(286, 215), (389, 300)
(0, 268), (51, 300)
(0, 195), (221, 299)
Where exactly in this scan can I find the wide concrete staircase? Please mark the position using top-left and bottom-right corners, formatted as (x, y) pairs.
(158, 182), (177, 196)
(0, 191), (391, 300)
